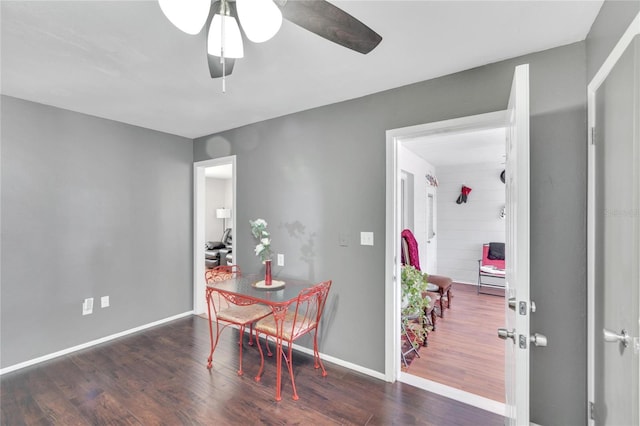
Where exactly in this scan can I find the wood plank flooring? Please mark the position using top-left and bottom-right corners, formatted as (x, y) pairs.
(406, 283), (506, 402)
(1, 315), (504, 425)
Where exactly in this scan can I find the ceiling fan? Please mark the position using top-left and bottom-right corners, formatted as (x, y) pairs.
(159, 0), (382, 90)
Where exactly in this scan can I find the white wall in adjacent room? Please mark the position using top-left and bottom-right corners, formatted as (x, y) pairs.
(437, 162), (506, 284)
(224, 179), (233, 230)
(205, 177), (230, 242)
(399, 144), (438, 273)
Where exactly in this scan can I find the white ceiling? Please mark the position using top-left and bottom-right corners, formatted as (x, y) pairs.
(0, 1), (603, 139)
(205, 163), (233, 179)
(403, 127), (506, 167)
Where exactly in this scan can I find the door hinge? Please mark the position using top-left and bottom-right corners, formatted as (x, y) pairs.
(591, 127), (596, 145)
(589, 401), (595, 420)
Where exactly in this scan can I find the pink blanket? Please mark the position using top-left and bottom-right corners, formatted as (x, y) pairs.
(401, 229), (421, 271)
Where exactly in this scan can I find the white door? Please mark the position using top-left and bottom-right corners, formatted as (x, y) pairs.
(501, 64), (536, 425)
(589, 30), (640, 426)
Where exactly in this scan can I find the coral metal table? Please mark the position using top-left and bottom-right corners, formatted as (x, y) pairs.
(205, 274), (316, 401)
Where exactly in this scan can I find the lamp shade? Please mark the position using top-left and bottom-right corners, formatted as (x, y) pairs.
(208, 14), (244, 58)
(158, 0), (211, 35)
(216, 208), (232, 219)
(237, 0), (283, 43)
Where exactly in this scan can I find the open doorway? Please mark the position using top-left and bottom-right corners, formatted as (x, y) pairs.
(193, 156), (236, 316)
(385, 111), (508, 415)
(204, 164), (234, 268)
(401, 125), (506, 403)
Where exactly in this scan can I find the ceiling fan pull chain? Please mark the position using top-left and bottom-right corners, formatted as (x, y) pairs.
(221, 58), (226, 93)
(220, 7), (226, 93)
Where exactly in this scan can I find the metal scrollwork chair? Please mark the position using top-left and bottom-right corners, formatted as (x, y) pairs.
(205, 265), (271, 375)
(254, 280), (332, 401)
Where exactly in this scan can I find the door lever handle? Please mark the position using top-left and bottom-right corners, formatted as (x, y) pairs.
(603, 328), (631, 347)
(497, 328), (516, 343)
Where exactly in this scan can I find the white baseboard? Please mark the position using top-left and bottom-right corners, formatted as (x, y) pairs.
(0, 311), (194, 375)
(454, 281), (477, 286)
(291, 343), (387, 382)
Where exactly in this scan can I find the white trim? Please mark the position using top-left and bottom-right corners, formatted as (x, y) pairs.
(384, 129), (401, 382)
(193, 156), (237, 316)
(588, 13), (640, 96)
(399, 372), (506, 416)
(385, 110), (509, 398)
(587, 139), (596, 426)
(388, 110), (508, 142)
(587, 12), (640, 426)
(0, 311), (194, 375)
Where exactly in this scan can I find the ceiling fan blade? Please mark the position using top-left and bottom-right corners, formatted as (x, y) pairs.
(277, 0), (382, 54)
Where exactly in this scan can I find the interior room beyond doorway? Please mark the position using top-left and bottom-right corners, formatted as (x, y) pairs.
(398, 123), (507, 410)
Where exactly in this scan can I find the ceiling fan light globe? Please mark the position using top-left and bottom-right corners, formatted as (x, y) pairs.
(158, 0), (210, 35)
(237, 0), (283, 43)
(208, 14), (245, 59)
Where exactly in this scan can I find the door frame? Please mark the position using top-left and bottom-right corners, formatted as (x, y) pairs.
(385, 110), (508, 414)
(587, 12), (640, 426)
(193, 156), (237, 315)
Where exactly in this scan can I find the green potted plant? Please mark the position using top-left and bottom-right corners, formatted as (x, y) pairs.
(401, 265), (431, 347)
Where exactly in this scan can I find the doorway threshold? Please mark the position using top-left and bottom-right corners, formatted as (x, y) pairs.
(398, 372), (505, 416)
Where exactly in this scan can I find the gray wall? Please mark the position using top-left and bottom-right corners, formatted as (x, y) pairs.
(0, 96), (193, 368)
(194, 42), (587, 423)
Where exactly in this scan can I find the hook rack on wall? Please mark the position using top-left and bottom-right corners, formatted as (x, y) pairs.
(426, 173), (439, 187)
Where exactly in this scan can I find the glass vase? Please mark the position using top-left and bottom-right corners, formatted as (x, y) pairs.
(264, 259), (272, 286)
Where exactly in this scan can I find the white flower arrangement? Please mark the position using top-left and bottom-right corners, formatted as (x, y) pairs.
(250, 218), (272, 262)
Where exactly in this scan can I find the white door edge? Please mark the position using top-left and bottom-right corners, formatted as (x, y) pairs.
(505, 63), (531, 425)
(399, 371), (506, 416)
(193, 156), (237, 315)
(384, 109), (507, 383)
(586, 12), (640, 426)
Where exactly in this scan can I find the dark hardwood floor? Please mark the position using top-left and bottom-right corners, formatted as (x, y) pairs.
(1, 316), (503, 425)
(407, 283), (505, 402)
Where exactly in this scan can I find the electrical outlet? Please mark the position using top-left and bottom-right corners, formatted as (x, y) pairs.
(360, 232), (374, 246)
(277, 253), (284, 266)
(101, 296), (110, 308)
(82, 297), (94, 316)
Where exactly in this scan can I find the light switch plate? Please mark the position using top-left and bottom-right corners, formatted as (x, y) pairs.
(277, 253), (284, 266)
(360, 232), (374, 246)
(101, 295), (110, 308)
(82, 297), (93, 316)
